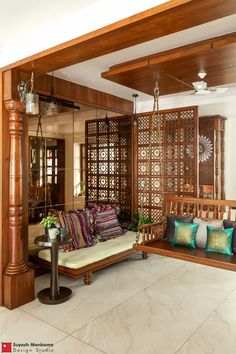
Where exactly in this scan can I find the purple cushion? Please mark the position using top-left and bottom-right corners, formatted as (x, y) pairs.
(223, 219), (236, 253)
(96, 209), (123, 239)
(164, 214), (194, 242)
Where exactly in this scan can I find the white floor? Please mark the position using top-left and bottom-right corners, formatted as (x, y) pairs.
(1, 254), (236, 354)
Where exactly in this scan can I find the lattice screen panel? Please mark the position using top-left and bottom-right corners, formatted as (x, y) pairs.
(86, 117), (132, 210)
(136, 107), (198, 221)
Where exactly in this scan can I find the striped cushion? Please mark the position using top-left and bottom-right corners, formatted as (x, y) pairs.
(96, 209), (123, 239)
(53, 210), (93, 250)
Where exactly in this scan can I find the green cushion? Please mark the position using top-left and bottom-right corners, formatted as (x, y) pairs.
(172, 221), (198, 249)
(206, 226), (233, 255)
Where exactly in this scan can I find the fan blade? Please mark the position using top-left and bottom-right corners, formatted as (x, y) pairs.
(214, 87), (229, 93)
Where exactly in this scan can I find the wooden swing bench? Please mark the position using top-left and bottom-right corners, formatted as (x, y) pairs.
(133, 196), (236, 271)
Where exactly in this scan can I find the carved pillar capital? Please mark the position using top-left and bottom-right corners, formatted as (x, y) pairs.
(4, 100), (25, 113)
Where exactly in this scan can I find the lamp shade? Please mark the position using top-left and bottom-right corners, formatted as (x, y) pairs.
(26, 92), (39, 115)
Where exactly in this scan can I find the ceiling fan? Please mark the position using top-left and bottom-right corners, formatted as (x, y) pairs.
(191, 70), (228, 95)
(165, 70), (228, 95)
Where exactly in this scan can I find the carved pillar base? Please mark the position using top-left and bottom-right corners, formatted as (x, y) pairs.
(3, 269), (34, 309)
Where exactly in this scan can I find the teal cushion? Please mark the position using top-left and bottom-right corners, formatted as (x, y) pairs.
(206, 226), (233, 255)
(172, 221), (198, 249)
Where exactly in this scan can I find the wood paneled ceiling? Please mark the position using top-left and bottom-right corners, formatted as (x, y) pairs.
(101, 32), (236, 96)
(5, 0), (236, 75)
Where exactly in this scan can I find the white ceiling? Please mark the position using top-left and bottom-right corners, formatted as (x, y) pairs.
(1, 1), (236, 109)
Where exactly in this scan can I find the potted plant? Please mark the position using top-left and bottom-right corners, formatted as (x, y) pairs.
(78, 180), (85, 196)
(40, 215), (59, 239)
(128, 211), (153, 232)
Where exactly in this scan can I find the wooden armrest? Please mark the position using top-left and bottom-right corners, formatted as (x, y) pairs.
(139, 220), (164, 229)
(139, 218), (165, 230)
(136, 218), (165, 244)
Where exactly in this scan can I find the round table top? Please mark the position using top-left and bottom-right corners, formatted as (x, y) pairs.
(34, 233), (72, 247)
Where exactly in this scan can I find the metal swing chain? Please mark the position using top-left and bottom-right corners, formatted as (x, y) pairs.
(36, 113), (43, 140)
(136, 81), (161, 243)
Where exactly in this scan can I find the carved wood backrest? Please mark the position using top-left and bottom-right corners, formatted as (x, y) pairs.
(139, 196), (236, 244)
(165, 196), (236, 222)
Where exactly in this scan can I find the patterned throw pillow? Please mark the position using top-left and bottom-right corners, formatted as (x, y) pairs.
(172, 221), (198, 249)
(164, 215), (194, 242)
(53, 210), (93, 250)
(193, 217), (223, 248)
(96, 209), (124, 240)
(223, 220), (236, 253)
(206, 226), (233, 255)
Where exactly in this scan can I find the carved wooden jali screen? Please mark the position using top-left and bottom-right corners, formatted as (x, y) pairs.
(135, 107), (198, 221)
(86, 117), (132, 209)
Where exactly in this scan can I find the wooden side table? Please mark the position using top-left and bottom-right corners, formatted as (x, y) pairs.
(34, 234), (72, 304)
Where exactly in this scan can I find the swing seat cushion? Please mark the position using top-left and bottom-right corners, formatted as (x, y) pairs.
(37, 231), (136, 269)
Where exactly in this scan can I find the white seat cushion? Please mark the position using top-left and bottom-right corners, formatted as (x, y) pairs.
(38, 231), (136, 269)
(193, 217), (223, 248)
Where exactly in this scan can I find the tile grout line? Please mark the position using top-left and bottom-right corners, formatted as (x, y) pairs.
(52, 333), (108, 354)
(18, 257), (184, 337)
(173, 284), (236, 354)
(19, 307), (71, 336)
(70, 260), (187, 336)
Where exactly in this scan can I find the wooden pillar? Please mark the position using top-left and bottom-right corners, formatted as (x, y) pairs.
(3, 100), (34, 309)
(132, 118), (138, 212)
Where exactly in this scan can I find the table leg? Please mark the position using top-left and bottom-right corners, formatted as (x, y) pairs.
(37, 240), (72, 304)
(50, 241), (59, 299)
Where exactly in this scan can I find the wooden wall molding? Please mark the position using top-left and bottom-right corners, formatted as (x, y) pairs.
(7, 70), (133, 115)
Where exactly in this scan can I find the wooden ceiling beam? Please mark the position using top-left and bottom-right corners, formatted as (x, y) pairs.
(2, 0), (236, 74)
(101, 31), (236, 96)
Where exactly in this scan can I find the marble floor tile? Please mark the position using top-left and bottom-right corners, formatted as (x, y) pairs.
(176, 288), (236, 354)
(20, 254), (184, 333)
(170, 261), (236, 294)
(54, 336), (106, 354)
(0, 306), (7, 314)
(74, 264), (232, 354)
(0, 308), (67, 343)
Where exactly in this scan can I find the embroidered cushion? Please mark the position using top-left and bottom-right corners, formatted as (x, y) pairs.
(164, 214), (194, 242)
(193, 217), (223, 248)
(96, 209), (123, 240)
(223, 220), (236, 253)
(172, 221), (198, 249)
(206, 226), (233, 255)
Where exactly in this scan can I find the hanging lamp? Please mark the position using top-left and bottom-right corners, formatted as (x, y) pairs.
(41, 72), (60, 116)
(17, 72), (39, 115)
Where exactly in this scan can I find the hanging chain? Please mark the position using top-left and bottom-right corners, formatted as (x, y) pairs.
(136, 81), (161, 243)
(36, 113), (43, 140)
